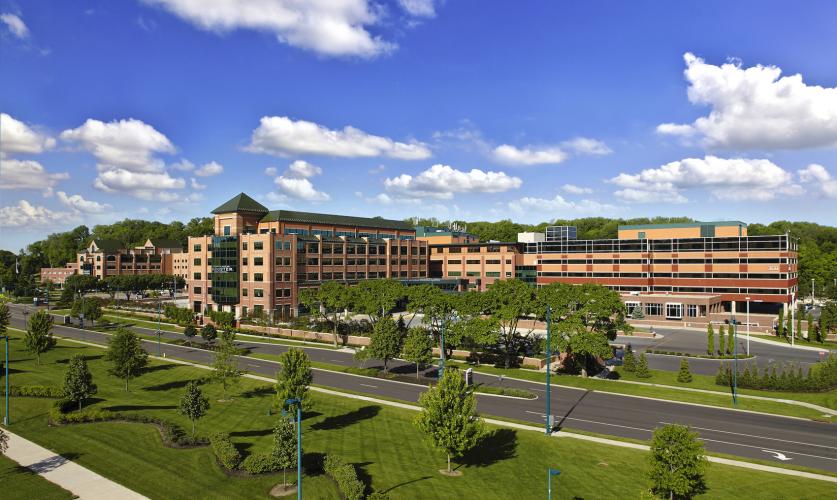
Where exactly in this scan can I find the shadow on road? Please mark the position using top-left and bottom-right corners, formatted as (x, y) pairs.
(555, 390), (591, 431)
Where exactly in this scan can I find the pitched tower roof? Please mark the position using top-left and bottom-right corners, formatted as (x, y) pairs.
(211, 193), (269, 215)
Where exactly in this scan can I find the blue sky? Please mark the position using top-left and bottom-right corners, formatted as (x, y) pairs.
(2, 0), (836, 251)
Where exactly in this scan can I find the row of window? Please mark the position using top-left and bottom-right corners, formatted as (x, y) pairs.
(538, 257), (787, 265)
(446, 259), (512, 265)
(437, 245), (514, 254)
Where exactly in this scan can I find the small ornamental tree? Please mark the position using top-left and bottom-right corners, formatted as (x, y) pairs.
(368, 316), (403, 373)
(212, 337), (241, 398)
(796, 312), (802, 342)
(62, 354), (97, 411)
(184, 323), (197, 346)
(273, 418), (298, 488)
(25, 309), (54, 365)
(623, 345), (636, 372)
(706, 324), (714, 355)
(726, 323), (734, 355)
(786, 311), (793, 341)
(414, 367), (484, 474)
(631, 305), (645, 320)
(402, 327), (433, 380)
(276, 348), (312, 412)
(777, 309), (785, 337)
(648, 424), (708, 499)
(179, 381), (210, 437)
(806, 313), (813, 341)
(105, 327), (149, 390)
(0, 302), (9, 339)
(635, 352), (651, 378)
(717, 324), (726, 356)
(201, 323), (217, 344)
(677, 358), (693, 383)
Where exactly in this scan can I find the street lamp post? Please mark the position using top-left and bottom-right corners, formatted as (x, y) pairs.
(283, 398), (303, 500)
(791, 292), (796, 347)
(2, 334), (9, 425)
(745, 296), (750, 356)
(545, 305), (552, 435)
(547, 468), (561, 500)
(156, 287), (163, 357)
(730, 313), (737, 407)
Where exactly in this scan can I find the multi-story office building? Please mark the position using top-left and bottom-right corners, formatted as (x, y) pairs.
(45, 238), (186, 282)
(415, 226), (480, 245)
(430, 221), (798, 317)
(187, 193), (429, 320)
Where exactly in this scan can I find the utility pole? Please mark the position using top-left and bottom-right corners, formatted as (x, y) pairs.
(791, 292), (796, 347)
(545, 305), (552, 435)
(745, 297), (750, 356)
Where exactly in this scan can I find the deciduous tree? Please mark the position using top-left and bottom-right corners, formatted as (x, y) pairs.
(179, 380), (210, 437)
(414, 367), (484, 474)
(276, 348), (312, 412)
(483, 279), (536, 368)
(105, 327), (149, 390)
(25, 309), (54, 364)
(184, 323), (197, 346)
(648, 424), (707, 499)
(273, 418), (298, 487)
(368, 317), (403, 373)
(349, 279), (405, 326)
(299, 282), (351, 347)
(201, 323), (217, 343)
(212, 336), (241, 398)
(402, 327), (433, 380)
(62, 354), (97, 411)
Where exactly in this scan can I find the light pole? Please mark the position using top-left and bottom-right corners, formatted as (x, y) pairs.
(283, 398), (303, 500)
(745, 296), (750, 356)
(2, 334), (9, 425)
(791, 292), (796, 347)
(811, 278), (815, 304)
(545, 305), (552, 435)
(156, 287), (163, 356)
(547, 468), (561, 500)
(730, 313), (737, 407)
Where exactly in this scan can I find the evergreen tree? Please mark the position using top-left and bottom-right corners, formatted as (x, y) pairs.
(648, 424), (708, 499)
(806, 313), (814, 342)
(62, 354), (97, 411)
(25, 310), (54, 365)
(273, 418), (298, 487)
(726, 322), (734, 355)
(676, 358), (692, 383)
(201, 323), (217, 344)
(786, 311), (793, 341)
(414, 367), (484, 474)
(179, 380), (209, 437)
(796, 312), (802, 342)
(631, 306), (645, 319)
(635, 352), (651, 378)
(717, 324), (725, 356)
(368, 316), (403, 373)
(706, 324), (714, 355)
(402, 327), (433, 380)
(105, 327), (149, 390)
(276, 348), (312, 412)
(623, 345), (636, 372)
(777, 309), (784, 337)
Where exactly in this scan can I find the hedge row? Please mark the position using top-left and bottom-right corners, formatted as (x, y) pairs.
(210, 432), (242, 470)
(324, 454), (365, 500)
(50, 399), (206, 447)
(715, 355), (836, 392)
(241, 452), (282, 474)
(3, 385), (64, 398)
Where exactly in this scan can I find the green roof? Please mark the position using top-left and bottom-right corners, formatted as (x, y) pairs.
(261, 210), (414, 231)
(211, 193), (269, 215)
(148, 238), (183, 249)
(618, 221), (747, 230)
(90, 239), (124, 252)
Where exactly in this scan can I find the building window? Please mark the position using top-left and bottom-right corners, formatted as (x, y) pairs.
(254, 273), (263, 282)
(687, 304), (698, 317)
(193, 272), (201, 279)
(466, 259), (480, 265)
(447, 259), (461, 265)
(254, 257), (263, 266)
(194, 287), (202, 294)
(254, 289), (264, 298)
(665, 303), (683, 319)
(625, 301), (640, 315)
(448, 247), (461, 253)
(193, 244), (202, 252)
(242, 242), (248, 250)
(242, 273), (248, 281)
(644, 303), (663, 316)
(466, 271), (480, 277)
(254, 241), (263, 250)
(224, 226), (231, 236)
(485, 272), (500, 277)
(193, 258), (201, 265)
(448, 271), (461, 277)
(242, 288), (248, 297)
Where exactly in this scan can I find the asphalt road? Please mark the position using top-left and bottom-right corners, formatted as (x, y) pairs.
(615, 326), (832, 376)
(7, 304), (837, 473)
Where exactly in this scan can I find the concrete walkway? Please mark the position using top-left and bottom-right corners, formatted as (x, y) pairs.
(3, 429), (148, 500)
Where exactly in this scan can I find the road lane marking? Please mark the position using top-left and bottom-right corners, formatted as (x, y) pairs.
(763, 450), (792, 461)
(526, 411), (546, 417)
(563, 416), (653, 434)
(359, 383), (378, 388)
(659, 421), (837, 450)
(698, 437), (837, 462)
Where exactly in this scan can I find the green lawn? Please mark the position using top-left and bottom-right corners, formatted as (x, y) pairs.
(0, 455), (75, 500)
(2, 330), (836, 499)
(750, 334), (837, 350)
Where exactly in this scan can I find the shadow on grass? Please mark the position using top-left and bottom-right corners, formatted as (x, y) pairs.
(143, 379), (191, 392)
(144, 364), (179, 373)
(103, 404), (177, 411)
(383, 475), (432, 495)
(353, 462), (373, 496)
(459, 428), (517, 467)
(302, 452), (326, 476)
(240, 386), (273, 398)
(230, 428), (273, 438)
(310, 405), (380, 431)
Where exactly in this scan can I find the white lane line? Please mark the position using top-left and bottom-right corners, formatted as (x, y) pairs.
(530, 388), (546, 392)
(359, 383), (378, 388)
(659, 421), (837, 451)
(699, 437), (837, 462)
(526, 410), (546, 417)
(564, 416), (654, 434)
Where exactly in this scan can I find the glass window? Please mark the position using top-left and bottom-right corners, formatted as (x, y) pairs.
(447, 259), (461, 265)
(193, 244), (202, 252)
(242, 273), (248, 281)
(448, 271), (461, 277)
(193, 258), (201, 265)
(224, 226), (231, 236)
(242, 242), (248, 250)
(254, 289), (264, 298)
(254, 273), (263, 282)
(254, 241), (263, 250)
(194, 287), (202, 294)
(242, 288), (248, 296)
(254, 257), (263, 266)
(665, 303), (683, 319)
(644, 303), (663, 316)
(687, 304), (698, 317)
(193, 272), (201, 279)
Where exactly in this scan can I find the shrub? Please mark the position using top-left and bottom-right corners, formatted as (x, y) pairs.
(3, 385), (64, 398)
(367, 492), (391, 500)
(635, 353), (651, 378)
(323, 454), (365, 500)
(210, 432), (242, 470)
(676, 359), (692, 383)
(623, 346), (636, 372)
(241, 452), (282, 474)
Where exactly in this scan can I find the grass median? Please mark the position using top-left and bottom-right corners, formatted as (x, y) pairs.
(3, 330), (835, 499)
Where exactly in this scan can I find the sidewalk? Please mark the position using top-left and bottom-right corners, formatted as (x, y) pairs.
(3, 428), (148, 500)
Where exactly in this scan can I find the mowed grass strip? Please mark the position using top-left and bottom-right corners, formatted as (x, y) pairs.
(0, 455), (75, 500)
(3, 331), (836, 499)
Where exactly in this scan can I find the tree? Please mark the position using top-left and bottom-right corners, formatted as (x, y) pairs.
(777, 308), (785, 337)
(212, 336), (241, 398)
(349, 279), (405, 326)
(623, 345), (636, 372)
(706, 324), (714, 355)
(105, 327), (149, 390)
(184, 323), (197, 346)
(0, 302), (9, 342)
(786, 309), (793, 341)
(483, 279), (536, 368)
(796, 310), (803, 342)
(368, 317), (403, 373)
(299, 282), (350, 347)
(25, 309), (54, 364)
(179, 380), (210, 437)
(276, 348), (312, 412)
(402, 327), (433, 380)
(273, 418), (298, 487)
(414, 367), (484, 474)
(648, 424), (707, 499)
(677, 359), (692, 383)
(62, 354), (97, 411)
(201, 323), (217, 344)
(635, 352), (651, 378)
(726, 322), (734, 355)
(806, 313), (814, 341)
(210, 311), (235, 340)
(70, 297), (103, 327)
(717, 324), (726, 355)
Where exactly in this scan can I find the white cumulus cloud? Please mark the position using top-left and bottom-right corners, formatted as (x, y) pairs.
(60, 118), (175, 172)
(492, 144), (567, 166)
(246, 116), (431, 160)
(56, 191), (111, 214)
(0, 200), (69, 227)
(142, 0), (395, 58)
(561, 137), (612, 156)
(93, 169), (186, 200)
(0, 158), (69, 195)
(384, 164), (522, 199)
(798, 164), (837, 199)
(194, 161), (223, 177)
(399, 0), (436, 17)
(508, 194), (617, 215)
(1, 113), (56, 155)
(658, 52), (837, 150)
(611, 155), (801, 203)
(561, 184), (593, 195)
(266, 160), (330, 202)
(0, 13), (28, 38)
